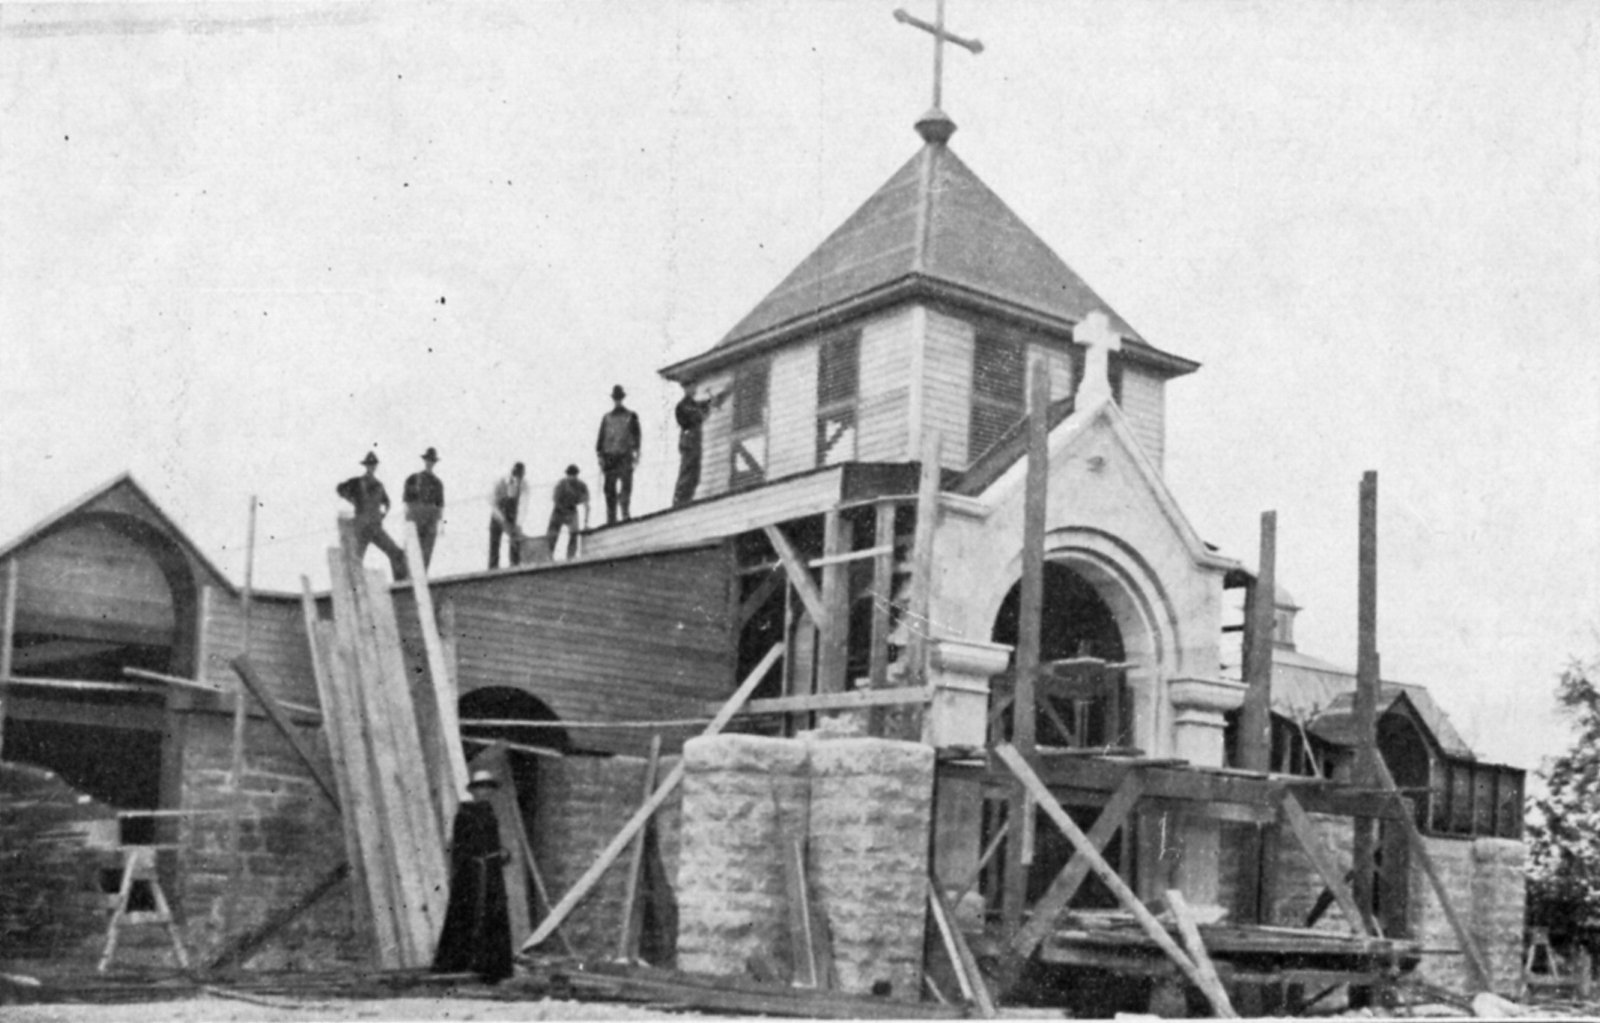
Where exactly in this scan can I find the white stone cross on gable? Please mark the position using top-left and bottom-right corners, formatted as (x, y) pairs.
(1073, 310), (1122, 408)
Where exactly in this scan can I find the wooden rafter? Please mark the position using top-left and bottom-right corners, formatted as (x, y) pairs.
(762, 525), (827, 626)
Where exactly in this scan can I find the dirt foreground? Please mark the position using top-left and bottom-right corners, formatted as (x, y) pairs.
(7, 994), (689, 1023)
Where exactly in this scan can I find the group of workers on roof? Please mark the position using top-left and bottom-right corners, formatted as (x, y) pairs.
(335, 381), (727, 580)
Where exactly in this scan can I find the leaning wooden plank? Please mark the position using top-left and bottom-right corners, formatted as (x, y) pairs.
(363, 568), (452, 864)
(928, 876), (997, 1017)
(402, 521), (470, 804)
(1375, 756), (1494, 992)
(514, 816), (578, 958)
(710, 685), (931, 717)
(1167, 889), (1237, 1018)
(466, 743), (533, 950)
(327, 547), (428, 966)
(1008, 769), (1146, 964)
(762, 525), (827, 626)
(207, 862), (351, 971)
(993, 744), (1234, 1018)
(522, 643), (784, 952)
(309, 607), (399, 969)
(230, 655), (340, 810)
(781, 835), (818, 987)
(1276, 789), (1368, 937)
(616, 734), (662, 961)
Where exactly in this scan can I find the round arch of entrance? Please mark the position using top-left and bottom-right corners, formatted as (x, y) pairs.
(974, 526), (1182, 755)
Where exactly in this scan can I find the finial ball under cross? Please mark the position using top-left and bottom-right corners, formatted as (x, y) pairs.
(1073, 311), (1122, 408)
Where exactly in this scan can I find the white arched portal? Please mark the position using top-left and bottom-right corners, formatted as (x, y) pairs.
(974, 526), (1185, 757)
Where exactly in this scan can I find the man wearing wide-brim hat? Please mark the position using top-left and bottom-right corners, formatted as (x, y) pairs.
(594, 384), (641, 524)
(335, 452), (409, 582)
(403, 447), (445, 569)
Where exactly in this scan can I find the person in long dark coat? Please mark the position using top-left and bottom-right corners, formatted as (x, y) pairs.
(432, 770), (513, 983)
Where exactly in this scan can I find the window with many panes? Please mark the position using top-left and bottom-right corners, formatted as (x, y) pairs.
(729, 359), (770, 491)
(816, 330), (860, 466)
(969, 335), (1027, 460)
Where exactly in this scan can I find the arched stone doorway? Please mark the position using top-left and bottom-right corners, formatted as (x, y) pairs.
(458, 687), (569, 822)
(992, 562), (1129, 747)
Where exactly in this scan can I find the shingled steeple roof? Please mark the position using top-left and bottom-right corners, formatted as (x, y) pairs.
(665, 113), (1196, 380)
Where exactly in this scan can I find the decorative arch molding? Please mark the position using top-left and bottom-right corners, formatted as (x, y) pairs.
(976, 525), (1184, 755)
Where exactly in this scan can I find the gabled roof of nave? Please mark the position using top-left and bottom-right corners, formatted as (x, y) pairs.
(667, 112), (1197, 378)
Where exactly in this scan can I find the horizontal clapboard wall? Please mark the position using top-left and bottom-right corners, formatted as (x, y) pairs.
(858, 308), (913, 460)
(1119, 366), (1166, 471)
(922, 308), (974, 470)
(201, 590), (318, 708)
(403, 542), (737, 756)
(767, 342), (819, 481)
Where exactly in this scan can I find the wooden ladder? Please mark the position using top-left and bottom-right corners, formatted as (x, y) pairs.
(98, 846), (190, 972)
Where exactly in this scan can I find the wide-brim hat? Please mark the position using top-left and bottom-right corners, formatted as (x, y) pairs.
(421, 447), (439, 462)
(611, 384), (626, 400)
(565, 464), (580, 476)
(360, 452), (379, 466)
(466, 769), (500, 790)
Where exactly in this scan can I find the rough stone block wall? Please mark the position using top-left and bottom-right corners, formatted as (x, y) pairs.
(531, 752), (683, 961)
(0, 762), (122, 962)
(177, 710), (365, 970)
(675, 735), (810, 977)
(1410, 836), (1526, 993)
(675, 734), (933, 996)
(807, 737), (933, 998)
(1471, 838), (1526, 993)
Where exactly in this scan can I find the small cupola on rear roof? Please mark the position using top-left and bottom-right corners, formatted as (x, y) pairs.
(662, 5), (1198, 501)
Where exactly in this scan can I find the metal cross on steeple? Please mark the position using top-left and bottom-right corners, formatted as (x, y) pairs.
(893, 0), (983, 111)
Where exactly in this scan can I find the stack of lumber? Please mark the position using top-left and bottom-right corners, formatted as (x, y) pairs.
(296, 529), (461, 969)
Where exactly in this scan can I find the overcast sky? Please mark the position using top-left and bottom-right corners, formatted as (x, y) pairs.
(2, 1), (1595, 771)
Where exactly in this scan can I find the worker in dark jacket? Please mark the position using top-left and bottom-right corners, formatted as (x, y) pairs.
(672, 381), (725, 506)
(336, 452), (408, 582)
(402, 447), (445, 568)
(431, 769), (513, 983)
(547, 464), (590, 560)
(595, 384), (641, 524)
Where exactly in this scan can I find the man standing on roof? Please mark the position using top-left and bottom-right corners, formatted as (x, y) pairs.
(547, 464), (590, 560)
(336, 452), (408, 582)
(672, 381), (725, 507)
(488, 462), (525, 570)
(403, 447), (445, 569)
(595, 384), (641, 524)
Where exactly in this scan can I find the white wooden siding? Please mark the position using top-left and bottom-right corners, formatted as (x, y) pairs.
(856, 307), (914, 459)
(766, 342), (818, 479)
(923, 309), (973, 470)
(1119, 367), (1166, 471)
(1044, 344), (1077, 403)
(696, 370), (734, 499)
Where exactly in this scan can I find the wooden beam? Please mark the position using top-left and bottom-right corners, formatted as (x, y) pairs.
(737, 570), (784, 627)
(522, 642), (784, 951)
(206, 861), (350, 972)
(403, 521), (469, 807)
(816, 510), (854, 694)
(713, 685), (931, 717)
(1353, 470), (1380, 932)
(299, 581), (382, 967)
(762, 525), (827, 626)
(867, 501), (896, 707)
(809, 544), (893, 569)
(994, 744), (1234, 1018)
(617, 734), (662, 961)
(230, 655), (340, 810)
(1166, 889), (1237, 1017)
(122, 666), (224, 694)
(327, 541), (428, 966)
(929, 875), (998, 1017)
(1006, 770), (1146, 966)
(905, 431), (943, 682)
(1238, 511), (1276, 773)
(1276, 789), (1367, 936)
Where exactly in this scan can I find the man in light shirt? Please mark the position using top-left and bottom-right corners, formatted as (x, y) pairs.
(488, 462), (526, 569)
